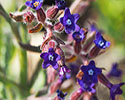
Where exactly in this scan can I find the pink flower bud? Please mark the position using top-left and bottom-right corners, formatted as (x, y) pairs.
(71, 88), (84, 100)
(54, 96), (60, 100)
(49, 78), (62, 94)
(48, 40), (56, 49)
(24, 11), (35, 23)
(9, 13), (23, 22)
(54, 22), (64, 32)
(47, 6), (59, 19)
(36, 8), (46, 23)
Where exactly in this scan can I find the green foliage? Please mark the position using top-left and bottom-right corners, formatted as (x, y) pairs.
(95, 0), (125, 44)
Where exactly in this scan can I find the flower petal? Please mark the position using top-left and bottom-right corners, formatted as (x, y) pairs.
(25, 1), (32, 7)
(42, 61), (50, 69)
(40, 52), (49, 60)
(53, 63), (59, 70)
(73, 14), (80, 23)
(60, 17), (64, 25)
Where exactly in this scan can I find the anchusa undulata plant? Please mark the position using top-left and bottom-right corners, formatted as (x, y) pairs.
(9, 0), (124, 100)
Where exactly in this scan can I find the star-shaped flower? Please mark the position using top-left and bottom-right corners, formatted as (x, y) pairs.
(25, 0), (43, 10)
(110, 82), (125, 100)
(72, 29), (85, 42)
(107, 63), (122, 78)
(55, 0), (66, 10)
(80, 60), (102, 84)
(94, 32), (111, 49)
(40, 48), (61, 70)
(56, 89), (67, 100)
(60, 8), (80, 34)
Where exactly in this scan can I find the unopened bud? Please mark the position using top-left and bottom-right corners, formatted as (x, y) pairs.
(9, 13), (23, 22)
(24, 11), (35, 23)
(74, 41), (81, 54)
(47, 6), (59, 19)
(71, 88), (84, 100)
(88, 45), (100, 58)
(54, 22), (64, 32)
(36, 8), (46, 23)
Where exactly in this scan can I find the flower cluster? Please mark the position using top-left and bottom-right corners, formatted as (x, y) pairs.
(10, 0), (125, 100)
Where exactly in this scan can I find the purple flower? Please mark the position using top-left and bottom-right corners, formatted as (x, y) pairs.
(107, 63), (122, 78)
(94, 32), (111, 49)
(60, 8), (80, 34)
(40, 48), (61, 70)
(110, 82), (125, 100)
(72, 29), (85, 42)
(77, 81), (96, 93)
(80, 60), (102, 84)
(56, 89), (67, 100)
(55, 0), (66, 10)
(90, 24), (98, 33)
(25, 0), (43, 10)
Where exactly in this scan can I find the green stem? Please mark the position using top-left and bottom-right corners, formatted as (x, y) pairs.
(0, 3), (22, 42)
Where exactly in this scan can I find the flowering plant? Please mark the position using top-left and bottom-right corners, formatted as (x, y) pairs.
(0, 0), (124, 100)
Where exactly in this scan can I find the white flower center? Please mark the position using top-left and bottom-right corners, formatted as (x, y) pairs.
(48, 55), (54, 61)
(66, 19), (72, 25)
(99, 41), (104, 46)
(88, 69), (94, 76)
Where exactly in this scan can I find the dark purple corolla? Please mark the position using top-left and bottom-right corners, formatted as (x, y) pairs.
(77, 80), (96, 93)
(80, 60), (102, 84)
(60, 8), (80, 34)
(72, 29), (85, 42)
(25, 0), (43, 10)
(56, 89), (67, 100)
(107, 63), (122, 78)
(55, 0), (66, 10)
(94, 32), (111, 49)
(110, 82), (125, 100)
(40, 48), (61, 70)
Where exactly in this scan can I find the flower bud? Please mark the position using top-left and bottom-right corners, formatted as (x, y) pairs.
(83, 31), (96, 52)
(49, 78), (62, 94)
(24, 11), (35, 23)
(28, 23), (43, 33)
(71, 88), (84, 100)
(9, 13), (23, 22)
(74, 41), (81, 54)
(47, 6), (59, 19)
(88, 45), (100, 58)
(36, 8), (46, 23)
(54, 22), (64, 32)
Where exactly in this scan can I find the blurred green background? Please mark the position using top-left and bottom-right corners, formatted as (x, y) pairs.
(0, 0), (125, 100)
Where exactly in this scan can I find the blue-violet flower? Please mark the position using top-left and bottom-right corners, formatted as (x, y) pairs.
(25, 0), (43, 10)
(94, 32), (111, 49)
(60, 8), (80, 34)
(72, 28), (85, 42)
(80, 60), (102, 84)
(56, 89), (67, 100)
(40, 48), (61, 70)
(110, 82), (125, 100)
(107, 63), (122, 78)
(55, 0), (66, 10)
